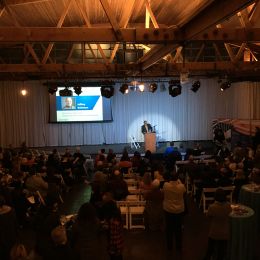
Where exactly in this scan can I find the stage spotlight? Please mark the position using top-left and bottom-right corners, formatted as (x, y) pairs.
(191, 81), (200, 92)
(168, 80), (182, 97)
(48, 85), (57, 95)
(73, 85), (82, 95)
(138, 83), (145, 92)
(149, 83), (158, 93)
(220, 81), (231, 91)
(100, 85), (114, 98)
(120, 83), (129, 94)
(59, 87), (73, 96)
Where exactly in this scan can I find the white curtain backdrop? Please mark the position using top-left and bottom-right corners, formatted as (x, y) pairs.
(0, 79), (259, 147)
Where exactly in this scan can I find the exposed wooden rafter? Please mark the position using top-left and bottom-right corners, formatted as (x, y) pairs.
(0, 62), (258, 74)
(42, 0), (74, 64)
(136, 0), (256, 72)
(2, 27), (260, 43)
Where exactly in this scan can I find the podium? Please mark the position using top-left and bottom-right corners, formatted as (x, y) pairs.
(144, 132), (156, 153)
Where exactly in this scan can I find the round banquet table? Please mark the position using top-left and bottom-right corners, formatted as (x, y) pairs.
(239, 183), (260, 231)
(229, 204), (257, 260)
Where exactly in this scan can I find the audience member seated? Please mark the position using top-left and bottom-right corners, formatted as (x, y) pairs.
(0, 195), (18, 260)
(153, 163), (165, 188)
(25, 169), (48, 197)
(203, 188), (232, 260)
(44, 225), (74, 260)
(71, 203), (102, 260)
(164, 142), (181, 171)
(90, 170), (108, 206)
(139, 172), (153, 195)
(106, 149), (116, 166)
(131, 151), (143, 172)
(143, 179), (164, 231)
(233, 169), (248, 202)
(95, 149), (107, 167)
(249, 167), (260, 184)
(72, 147), (86, 182)
(107, 168), (128, 201)
(216, 167), (233, 187)
(118, 148), (132, 174)
(46, 149), (61, 172)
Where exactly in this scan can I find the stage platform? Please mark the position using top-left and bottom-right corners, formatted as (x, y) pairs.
(34, 140), (215, 157)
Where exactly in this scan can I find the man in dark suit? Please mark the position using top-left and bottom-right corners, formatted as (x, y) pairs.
(141, 120), (153, 134)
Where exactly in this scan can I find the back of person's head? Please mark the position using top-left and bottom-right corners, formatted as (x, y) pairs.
(214, 188), (227, 203)
(151, 179), (160, 189)
(170, 169), (179, 181)
(102, 200), (121, 221)
(143, 172), (152, 185)
(77, 202), (97, 223)
(51, 226), (67, 245)
(10, 244), (28, 260)
(101, 148), (105, 154)
(170, 141), (174, 147)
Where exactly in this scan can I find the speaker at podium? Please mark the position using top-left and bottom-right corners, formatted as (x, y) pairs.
(144, 132), (156, 153)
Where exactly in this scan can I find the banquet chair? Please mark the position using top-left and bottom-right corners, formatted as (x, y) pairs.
(117, 201), (129, 229)
(128, 201), (146, 229)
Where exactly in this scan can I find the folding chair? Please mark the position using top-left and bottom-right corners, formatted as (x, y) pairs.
(117, 201), (129, 229)
(128, 201), (146, 229)
(130, 136), (140, 149)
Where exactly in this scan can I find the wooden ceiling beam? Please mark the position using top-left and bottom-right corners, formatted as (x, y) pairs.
(145, 0), (159, 28)
(41, 0), (74, 64)
(0, 61), (259, 73)
(138, 0), (256, 72)
(5, 0), (50, 5)
(4, 4), (40, 64)
(1, 27), (260, 43)
(76, 0), (108, 64)
(99, 0), (122, 41)
(109, 0), (136, 63)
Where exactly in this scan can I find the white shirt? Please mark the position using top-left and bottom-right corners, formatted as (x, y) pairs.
(163, 179), (186, 214)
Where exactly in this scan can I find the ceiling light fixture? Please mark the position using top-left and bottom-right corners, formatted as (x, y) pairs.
(191, 80), (201, 92)
(168, 80), (182, 97)
(120, 83), (129, 94)
(149, 83), (158, 93)
(220, 81), (231, 91)
(100, 85), (114, 98)
(59, 87), (73, 96)
(73, 85), (82, 95)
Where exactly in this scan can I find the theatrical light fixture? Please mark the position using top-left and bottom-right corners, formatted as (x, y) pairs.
(73, 85), (82, 95)
(59, 87), (73, 96)
(220, 81), (231, 91)
(100, 85), (114, 98)
(168, 80), (182, 97)
(138, 83), (145, 92)
(48, 85), (57, 95)
(149, 83), (158, 93)
(191, 80), (201, 92)
(120, 83), (129, 94)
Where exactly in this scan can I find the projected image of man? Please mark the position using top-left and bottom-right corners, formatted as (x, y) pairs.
(63, 97), (75, 109)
